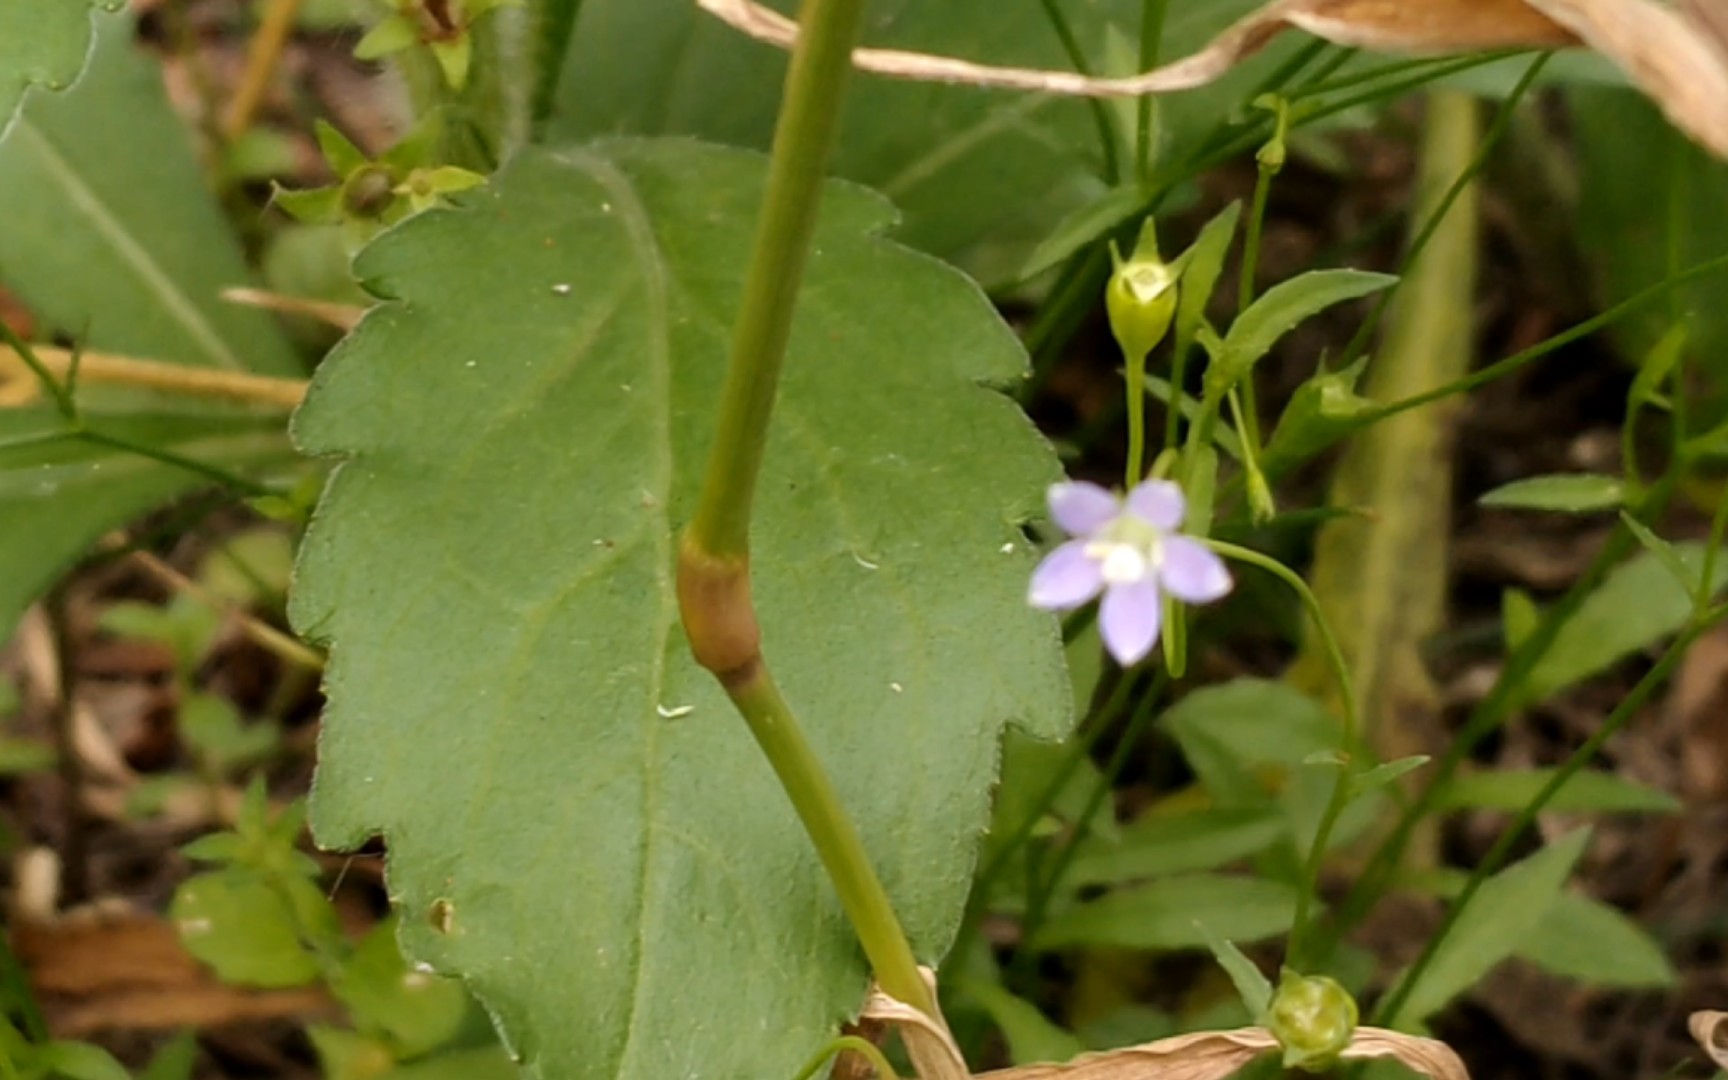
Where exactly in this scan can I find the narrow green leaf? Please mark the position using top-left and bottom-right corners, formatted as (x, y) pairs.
(1348, 755), (1430, 800)
(137, 1032), (198, 1080)
(290, 139), (1069, 1080)
(0, 9), (303, 643)
(1520, 543), (1728, 704)
(1619, 512), (1699, 595)
(1516, 892), (1676, 988)
(1479, 473), (1625, 513)
(1389, 828), (1591, 1028)
(1066, 807), (1283, 887)
(1219, 270), (1397, 381)
(1201, 930), (1274, 1018)
(956, 979), (1086, 1067)
(1033, 874), (1299, 951)
(0, 0), (118, 138)
(1021, 184), (1152, 283)
(1437, 768), (1679, 814)
(1173, 201), (1242, 356)
(1502, 587), (1539, 652)
(37, 1041), (131, 1080)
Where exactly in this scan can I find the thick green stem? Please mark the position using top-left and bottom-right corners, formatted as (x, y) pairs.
(687, 0), (869, 560)
(730, 669), (933, 1015)
(675, 0), (938, 1026)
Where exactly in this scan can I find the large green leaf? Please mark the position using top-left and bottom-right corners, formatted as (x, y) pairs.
(549, 0), (1267, 282)
(290, 139), (1069, 1080)
(0, 0), (115, 138)
(0, 9), (301, 641)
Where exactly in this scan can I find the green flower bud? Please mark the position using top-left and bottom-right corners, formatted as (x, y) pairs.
(1106, 254), (1179, 361)
(1266, 970), (1358, 1073)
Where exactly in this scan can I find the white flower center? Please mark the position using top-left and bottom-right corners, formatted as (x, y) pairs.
(1086, 512), (1164, 586)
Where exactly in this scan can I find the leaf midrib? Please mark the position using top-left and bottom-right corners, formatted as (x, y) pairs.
(10, 118), (246, 371)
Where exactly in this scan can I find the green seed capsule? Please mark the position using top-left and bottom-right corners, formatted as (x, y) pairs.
(1105, 254), (1179, 362)
(1266, 970), (1358, 1073)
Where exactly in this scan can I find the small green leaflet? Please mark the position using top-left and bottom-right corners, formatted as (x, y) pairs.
(290, 139), (1070, 1080)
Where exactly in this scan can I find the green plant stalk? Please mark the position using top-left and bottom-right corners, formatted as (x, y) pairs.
(1206, 540), (1358, 970)
(688, 0), (866, 559)
(1035, 0), (1122, 184)
(1321, 481), (1672, 948)
(1375, 604), (1728, 1027)
(1021, 672), (1167, 941)
(1136, 0), (1170, 181)
(731, 671), (932, 1014)
(794, 1036), (900, 1080)
(676, 0), (936, 1022)
(1125, 343), (1153, 483)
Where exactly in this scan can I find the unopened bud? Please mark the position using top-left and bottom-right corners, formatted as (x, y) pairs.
(1267, 970), (1358, 1073)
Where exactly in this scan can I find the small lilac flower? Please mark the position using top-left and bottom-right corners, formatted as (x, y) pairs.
(1028, 479), (1233, 666)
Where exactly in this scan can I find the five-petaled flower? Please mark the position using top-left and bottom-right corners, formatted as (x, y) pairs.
(1028, 479), (1233, 665)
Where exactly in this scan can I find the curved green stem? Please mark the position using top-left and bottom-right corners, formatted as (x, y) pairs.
(1205, 539), (1357, 969)
(792, 1035), (900, 1080)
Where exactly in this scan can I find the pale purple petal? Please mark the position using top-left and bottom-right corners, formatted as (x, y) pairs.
(1126, 480), (1185, 530)
(1099, 577), (1162, 665)
(1048, 481), (1120, 537)
(1159, 536), (1233, 604)
(1029, 540), (1105, 610)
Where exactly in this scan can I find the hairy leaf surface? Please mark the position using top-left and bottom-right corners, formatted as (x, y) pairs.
(291, 139), (1069, 1080)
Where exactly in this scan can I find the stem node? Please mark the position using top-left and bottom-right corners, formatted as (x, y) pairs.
(677, 538), (763, 686)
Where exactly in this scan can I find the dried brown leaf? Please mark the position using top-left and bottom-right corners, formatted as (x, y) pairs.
(1340, 1026), (1471, 1080)
(1526, 0), (1728, 157)
(972, 1028), (1276, 1080)
(697, 0), (1728, 159)
(1690, 1010), (1728, 1069)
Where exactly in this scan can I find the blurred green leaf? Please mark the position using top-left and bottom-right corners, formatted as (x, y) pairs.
(1520, 543), (1728, 704)
(99, 595), (221, 678)
(1263, 356), (1374, 469)
(1034, 874), (1299, 951)
(334, 917), (470, 1058)
(1437, 768), (1679, 814)
(0, 9), (301, 644)
(0, 0), (116, 138)
(1570, 87), (1728, 390)
(1348, 755), (1430, 800)
(1517, 892), (1675, 988)
(1388, 829), (1591, 1028)
(1066, 807), (1283, 887)
(138, 1031), (198, 1080)
(309, 1025), (398, 1080)
(1173, 201), (1242, 358)
(179, 693), (280, 774)
(1478, 474), (1625, 513)
(379, 1046), (520, 1080)
(1502, 587), (1538, 653)
(956, 979), (1085, 1067)
(170, 869), (324, 988)
(550, 0), (1270, 283)
(38, 1041), (132, 1080)
(290, 139), (1069, 1080)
